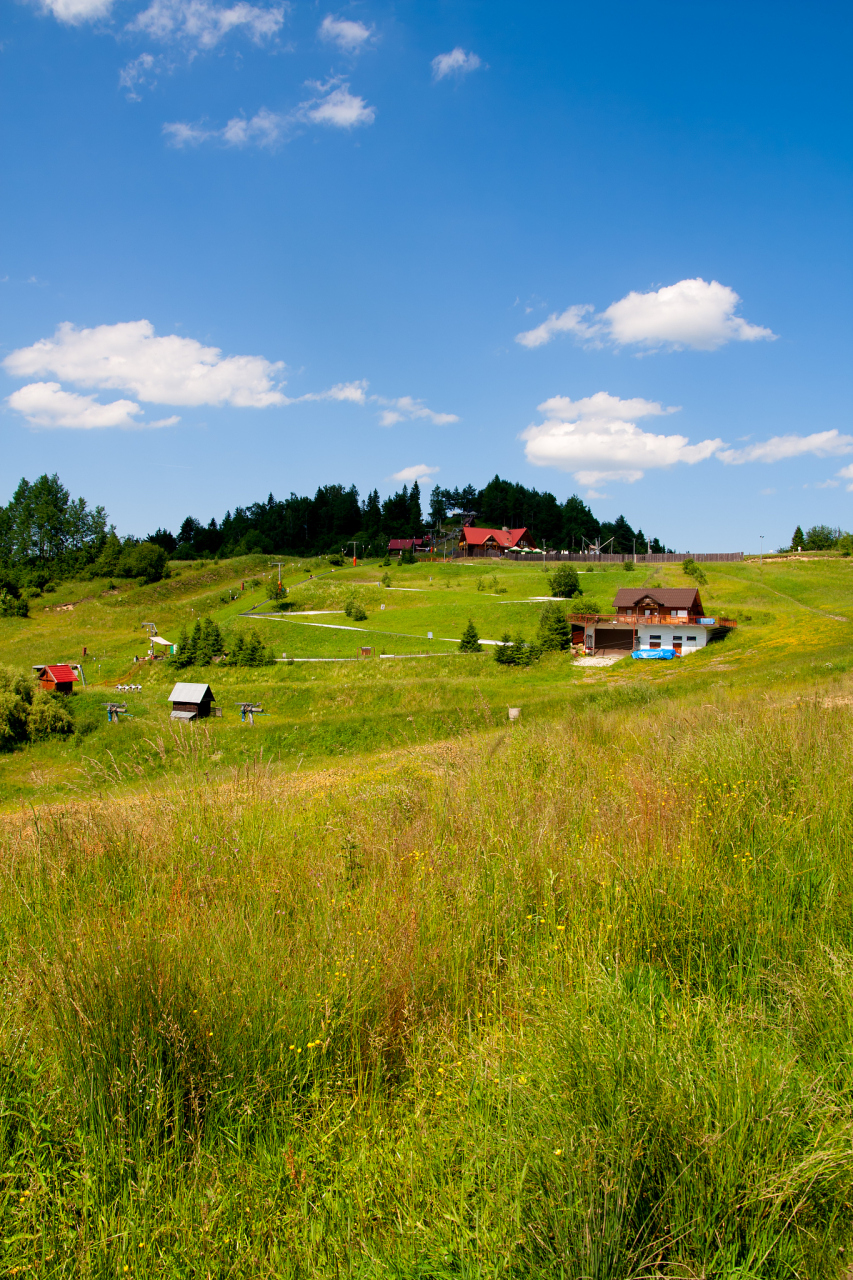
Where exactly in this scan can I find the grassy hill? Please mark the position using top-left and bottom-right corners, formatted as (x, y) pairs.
(0, 554), (851, 1277)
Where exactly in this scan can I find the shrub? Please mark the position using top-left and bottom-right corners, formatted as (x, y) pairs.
(350, 603), (368, 621)
(328, 555), (345, 567)
(459, 619), (482, 653)
(548, 564), (581, 598)
(682, 558), (708, 585)
(27, 689), (73, 740)
(381, 572), (391, 587)
(0, 591), (28, 618)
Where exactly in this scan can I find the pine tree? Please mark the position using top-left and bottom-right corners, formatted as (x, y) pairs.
(495, 631), (513, 664)
(509, 633), (533, 666)
(791, 525), (805, 551)
(227, 635), (245, 666)
(538, 602), (571, 651)
(171, 624), (190, 668)
(459, 619), (482, 653)
(187, 619), (202, 665)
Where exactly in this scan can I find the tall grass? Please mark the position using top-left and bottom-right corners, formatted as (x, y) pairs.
(0, 690), (851, 1276)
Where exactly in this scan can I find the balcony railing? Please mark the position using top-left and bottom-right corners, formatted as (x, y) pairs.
(567, 612), (736, 628)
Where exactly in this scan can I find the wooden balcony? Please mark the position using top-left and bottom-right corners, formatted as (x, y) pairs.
(567, 612), (736, 628)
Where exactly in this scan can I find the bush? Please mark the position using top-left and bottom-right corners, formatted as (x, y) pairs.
(548, 564), (581, 598)
(328, 555), (345, 567)
(27, 689), (73, 740)
(0, 591), (29, 618)
(381, 572), (391, 587)
(459, 619), (482, 653)
(682, 558), (708, 585)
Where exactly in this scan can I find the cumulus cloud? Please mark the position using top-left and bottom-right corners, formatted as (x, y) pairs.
(37, 0), (113, 24)
(837, 464), (853, 492)
(516, 278), (776, 352)
(130, 0), (285, 49)
(389, 464), (440, 483)
(7, 382), (145, 429)
(319, 14), (372, 51)
(521, 391), (722, 485)
(717, 430), (853, 464)
(373, 395), (459, 428)
(164, 80), (375, 148)
(4, 320), (285, 408)
(431, 47), (481, 79)
(306, 83), (375, 127)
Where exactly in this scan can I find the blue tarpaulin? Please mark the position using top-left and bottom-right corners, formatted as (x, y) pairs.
(632, 648), (677, 660)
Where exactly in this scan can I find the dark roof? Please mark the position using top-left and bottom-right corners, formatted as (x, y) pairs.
(39, 664), (79, 683)
(613, 588), (700, 608)
(388, 538), (414, 550)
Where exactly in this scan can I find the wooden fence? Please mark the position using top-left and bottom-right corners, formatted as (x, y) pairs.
(450, 549), (743, 563)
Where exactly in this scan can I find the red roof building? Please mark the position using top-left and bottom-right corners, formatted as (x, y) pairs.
(459, 526), (537, 552)
(35, 664), (79, 693)
(387, 537), (429, 552)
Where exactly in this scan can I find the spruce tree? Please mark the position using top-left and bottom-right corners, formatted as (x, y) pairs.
(509, 633), (532, 666)
(228, 635), (245, 666)
(791, 525), (805, 551)
(538, 602), (571, 651)
(495, 631), (513, 665)
(459, 619), (482, 653)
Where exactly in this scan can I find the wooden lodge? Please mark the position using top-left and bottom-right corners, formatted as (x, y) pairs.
(167, 682), (216, 721)
(570, 588), (736, 656)
(33, 664), (80, 694)
(459, 526), (538, 555)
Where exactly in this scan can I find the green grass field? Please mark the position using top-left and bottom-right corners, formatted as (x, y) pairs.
(0, 554), (852, 1277)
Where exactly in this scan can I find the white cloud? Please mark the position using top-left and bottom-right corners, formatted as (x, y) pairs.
(516, 278), (776, 352)
(130, 0), (286, 49)
(4, 320), (285, 408)
(514, 305), (594, 350)
(7, 382), (144, 429)
(297, 380), (368, 404)
(389, 464), (440, 483)
(814, 480), (839, 489)
(835, 464), (853, 492)
(718, 430), (853, 464)
(431, 47), (481, 80)
(119, 52), (167, 100)
(521, 391), (723, 485)
(305, 83), (375, 127)
(37, 0), (113, 24)
(319, 14), (372, 51)
(164, 80), (375, 148)
(373, 395), (459, 427)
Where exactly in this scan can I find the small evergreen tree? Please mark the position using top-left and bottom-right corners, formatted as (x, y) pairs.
(791, 525), (805, 551)
(495, 631), (513, 664)
(509, 633), (534, 667)
(538, 602), (572, 651)
(459, 619), (482, 653)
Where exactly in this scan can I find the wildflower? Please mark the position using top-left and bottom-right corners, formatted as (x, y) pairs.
(554, 1149), (562, 1156)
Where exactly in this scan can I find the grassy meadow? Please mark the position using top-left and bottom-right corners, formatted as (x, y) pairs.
(0, 553), (852, 1277)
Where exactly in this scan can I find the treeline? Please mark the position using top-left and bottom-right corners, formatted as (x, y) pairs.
(150, 475), (667, 560)
(0, 471), (675, 592)
(787, 524), (853, 553)
(0, 474), (170, 596)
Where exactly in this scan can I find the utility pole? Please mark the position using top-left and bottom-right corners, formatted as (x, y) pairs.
(759, 535), (764, 566)
(346, 540), (359, 566)
(270, 561), (286, 585)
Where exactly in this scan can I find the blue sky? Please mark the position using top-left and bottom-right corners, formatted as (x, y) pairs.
(2, 0), (851, 550)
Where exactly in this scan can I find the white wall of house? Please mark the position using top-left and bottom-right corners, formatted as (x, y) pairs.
(636, 625), (707, 652)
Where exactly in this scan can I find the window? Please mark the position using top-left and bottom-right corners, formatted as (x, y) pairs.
(649, 635), (661, 640)
(686, 635), (696, 643)
(673, 635), (683, 642)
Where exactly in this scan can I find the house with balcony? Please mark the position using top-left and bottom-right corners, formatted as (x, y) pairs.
(569, 587), (735, 656)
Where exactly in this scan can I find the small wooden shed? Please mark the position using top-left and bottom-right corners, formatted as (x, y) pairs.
(167, 682), (216, 721)
(34, 664), (79, 694)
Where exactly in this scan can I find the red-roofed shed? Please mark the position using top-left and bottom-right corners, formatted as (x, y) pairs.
(35, 664), (79, 694)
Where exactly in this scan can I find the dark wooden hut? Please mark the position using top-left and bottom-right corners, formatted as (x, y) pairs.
(167, 682), (216, 721)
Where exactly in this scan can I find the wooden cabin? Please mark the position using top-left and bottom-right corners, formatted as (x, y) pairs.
(167, 682), (216, 721)
(34, 664), (79, 694)
(459, 526), (538, 553)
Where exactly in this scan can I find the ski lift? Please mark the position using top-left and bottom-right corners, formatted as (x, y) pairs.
(235, 702), (266, 725)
